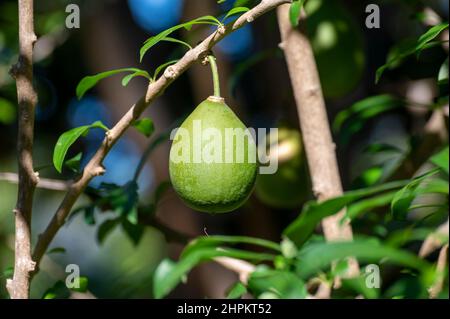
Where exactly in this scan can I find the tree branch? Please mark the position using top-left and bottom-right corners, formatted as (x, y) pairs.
(0, 172), (69, 191)
(6, 0), (39, 299)
(428, 244), (448, 299)
(31, 0), (291, 276)
(276, 4), (359, 279)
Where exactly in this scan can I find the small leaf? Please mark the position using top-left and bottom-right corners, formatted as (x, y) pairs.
(289, 0), (305, 27)
(376, 23), (449, 82)
(391, 169), (444, 220)
(84, 206), (96, 225)
(70, 276), (89, 293)
(345, 191), (398, 221)
(161, 36), (192, 50)
(76, 68), (146, 99)
(226, 282), (247, 299)
(430, 146), (449, 174)
(121, 70), (151, 87)
(333, 95), (404, 144)
(140, 16), (221, 62)
(416, 23), (449, 52)
(153, 246), (275, 298)
(47, 247), (67, 255)
(97, 218), (120, 244)
(64, 152), (82, 172)
(248, 268), (307, 299)
(42, 281), (70, 299)
(284, 180), (408, 247)
(132, 118), (155, 137)
(122, 219), (145, 245)
(296, 240), (431, 279)
(53, 121), (108, 173)
(223, 6), (250, 21)
(53, 125), (90, 173)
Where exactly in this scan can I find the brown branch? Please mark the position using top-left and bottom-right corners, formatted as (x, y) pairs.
(0, 172), (69, 191)
(428, 244), (448, 299)
(213, 257), (256, 284)
(276, 4), (359, 279)
(6, 0), (39, 299)
(419, 219), (449, 258)
(31, 0), (291, 277)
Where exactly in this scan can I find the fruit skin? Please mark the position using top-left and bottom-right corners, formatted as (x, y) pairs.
(169, 97), (258, 213)
(306, 0), (365, 99)
(255, 128), (309, 209)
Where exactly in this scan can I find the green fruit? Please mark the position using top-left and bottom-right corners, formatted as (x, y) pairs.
(169, 96), (258, 213)
(306, 0), (365, 99)
(255, 128), (309, 209)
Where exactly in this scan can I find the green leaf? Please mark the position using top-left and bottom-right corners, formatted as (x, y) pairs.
(342, 275), (380, 299)
(438, 57), (449, 84)
(76, 68), (146, 99)
(248, 267), (307, 299)
(152, 59), (179, 81)
(226, 282), (247, 299)
(97, 218), (120, 244)
(54, 124), (91, 173)
(42, 281), (70, 299)
(376, 23), (449, 82)
(132, 117), (155, 137)
(181, 235), (281, 258)
(153, 247), (275, 298)
(53, 120), (108, 173)
(140, 16), (221, 62)
(161, 36), (192, 50)
(289, 0), (305, 27)
(47, 247), (67, 255)
(223, 6), (250, 21)
(122, 219), (145, 245)
(83, 206), (96, 225)
(121, 70), (151, 87)
(0, 97), (16, 124)
(416, 23), (449, 51)
(284, 180), (409, 247)
(333, 95), (404, 144)
(346, 191), (398, 221)
(64, 152), (82, 172)
(296, 240), (431, 279)
(70, 276), (89, 293)
(391, 169), (443, 220)
(430, 146), (449, 174)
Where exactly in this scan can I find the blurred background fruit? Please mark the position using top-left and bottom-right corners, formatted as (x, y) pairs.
(306, 0), (365, 99)
(255, 127), (310, 209)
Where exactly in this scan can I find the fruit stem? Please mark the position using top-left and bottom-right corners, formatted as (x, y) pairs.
(208, 55), (221, 98)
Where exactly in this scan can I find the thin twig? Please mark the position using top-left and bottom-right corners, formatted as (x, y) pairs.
(31, 0), (291, 278)
(6, 0), (39, 299)
(0, 172), (69, 191)
(419, 219), (449, 258)
(276, 4), (359, 282)
(428, 244), (448, 299)
(213, 257), (255, 284)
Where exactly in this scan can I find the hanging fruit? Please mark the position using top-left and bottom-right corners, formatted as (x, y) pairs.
(169, 55), (258, 213)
